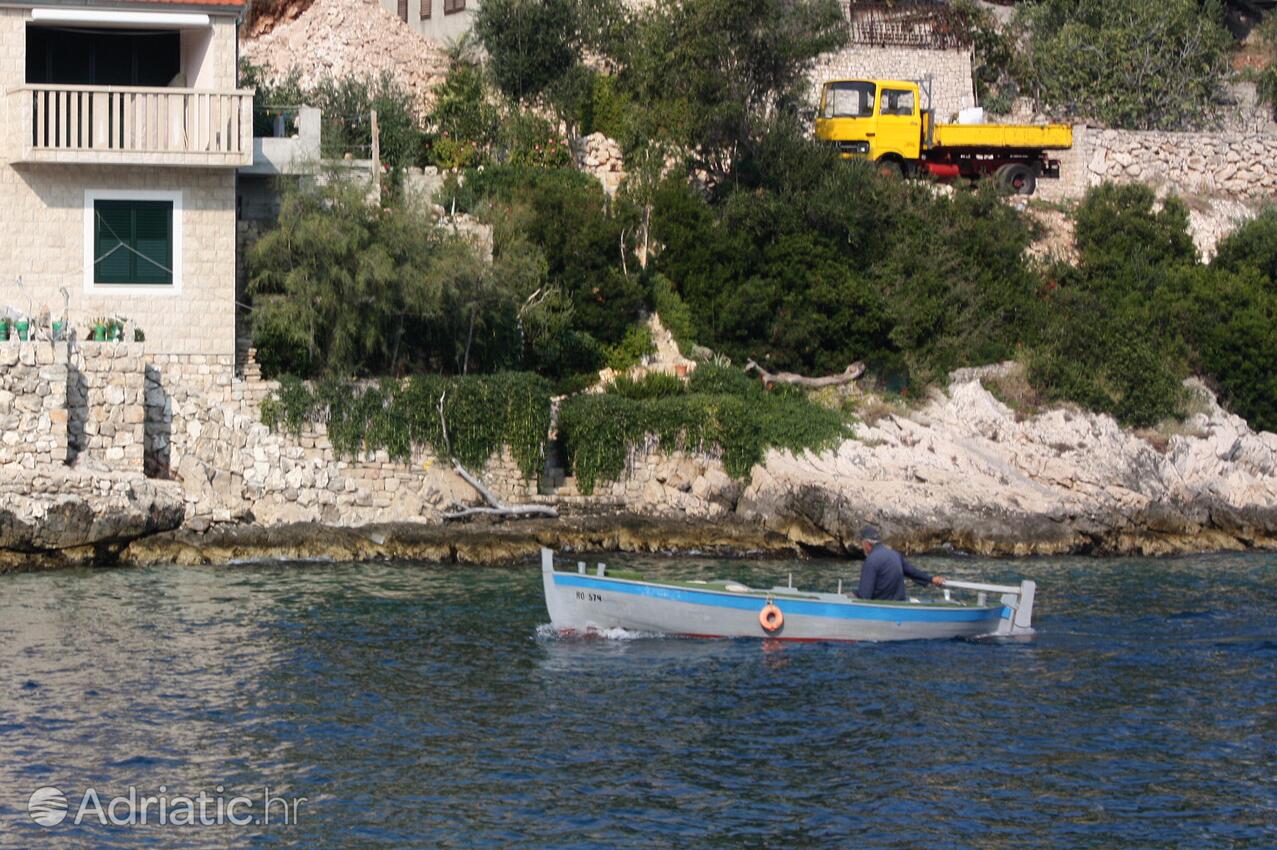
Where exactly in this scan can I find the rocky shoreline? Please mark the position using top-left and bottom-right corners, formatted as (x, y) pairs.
(3, 371), (1276, 574)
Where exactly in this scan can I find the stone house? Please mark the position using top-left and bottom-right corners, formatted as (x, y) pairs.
(0, 0), (250, 358)
(380, 0), (475, 45)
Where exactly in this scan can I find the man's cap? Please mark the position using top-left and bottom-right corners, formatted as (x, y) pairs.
(859, 525), (881, 543)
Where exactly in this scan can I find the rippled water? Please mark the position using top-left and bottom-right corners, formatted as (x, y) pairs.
(1, 552), (1274, 848)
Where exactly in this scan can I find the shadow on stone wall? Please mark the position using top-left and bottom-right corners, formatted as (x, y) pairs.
(144, 364), (171, 478)
(67, 361), (86, 464)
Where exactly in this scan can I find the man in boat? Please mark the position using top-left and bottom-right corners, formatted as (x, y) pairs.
(855, 525), (945, 600)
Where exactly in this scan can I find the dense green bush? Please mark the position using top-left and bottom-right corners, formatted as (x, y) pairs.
(602, 323), (655, 371)
(249, 177), (542, 378)
(428, 52), (499, 168)
(474, 0), (581, 105)
(1025, 184), (1196, 426)
(607, 371), (686, 400)
(1195, 214), (1277, 433)
(1212, 207), (1277, 282)
(453, 166), (644, 344)
(559, 382), (849, 492)
(1017, 0), (1231, 130)
(500, 112), (572, 168)
(261, 372), (552, 478)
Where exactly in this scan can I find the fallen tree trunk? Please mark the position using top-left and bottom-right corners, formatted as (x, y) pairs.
(442, 461), (559, 521)
(744, 359), (866, 389)
(435, 391), (557, 520)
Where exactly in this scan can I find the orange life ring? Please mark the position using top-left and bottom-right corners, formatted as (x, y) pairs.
(759, 603), (784, 633)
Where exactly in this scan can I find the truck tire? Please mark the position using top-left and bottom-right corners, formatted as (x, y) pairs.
(876, 157), (904, 179)
(998, 163), (1036, 195)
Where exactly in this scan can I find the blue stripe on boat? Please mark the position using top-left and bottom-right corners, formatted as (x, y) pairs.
(554, 574), (1007, 623)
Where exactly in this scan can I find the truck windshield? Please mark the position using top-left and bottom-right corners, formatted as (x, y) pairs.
(822, 82), (875, 119)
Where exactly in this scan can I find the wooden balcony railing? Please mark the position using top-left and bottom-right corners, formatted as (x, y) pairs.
(7, 85), (253, 167)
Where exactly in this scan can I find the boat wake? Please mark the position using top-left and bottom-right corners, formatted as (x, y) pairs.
(535, 623), (669, 641)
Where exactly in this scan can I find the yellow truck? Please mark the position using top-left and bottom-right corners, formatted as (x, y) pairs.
(814, 79), (1073, 195)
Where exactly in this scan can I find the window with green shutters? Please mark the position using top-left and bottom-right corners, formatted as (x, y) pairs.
(93, 200), (173, 285)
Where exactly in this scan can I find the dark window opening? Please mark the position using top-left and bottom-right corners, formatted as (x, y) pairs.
(420, 0), (432, 19)
(444, 0), (466, 13)
(26, 26), (181, 87)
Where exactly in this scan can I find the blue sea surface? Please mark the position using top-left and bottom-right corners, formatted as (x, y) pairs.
(0, 552), (1274, 848)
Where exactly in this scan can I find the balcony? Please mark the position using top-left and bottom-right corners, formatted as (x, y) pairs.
(7, 85), (253, 168)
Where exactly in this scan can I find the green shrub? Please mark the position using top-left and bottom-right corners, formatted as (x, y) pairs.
(474, 0), (580, 103)
(1016, 0), (1231, 130)
(501, 111), (572, 168)
(260, 372), (553, 478)
(1212, 207), (1277, 283)
(649, 274), (696, 353)
(686, 363), (761, 398)
(313, 73), (423, 168)
(580, 72), (633, 145)
(558, 387), (849, 492)
(428, 52), (499, 167)
(607, 371), (685, 400)
(1023, 183), (1198, 428)
(458, 166), (643, 343)
(603, 323), (655, 371)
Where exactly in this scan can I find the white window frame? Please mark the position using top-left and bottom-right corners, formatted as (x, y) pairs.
(84, 189), (183, 295)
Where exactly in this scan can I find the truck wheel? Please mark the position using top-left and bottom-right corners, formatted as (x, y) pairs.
(877, 158), (904, 179)
(998, 163), (1036, 195)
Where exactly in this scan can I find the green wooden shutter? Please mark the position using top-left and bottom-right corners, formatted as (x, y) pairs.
(132, 202), (172, 284)
(93, 199), (172, 285)
(94, 201), (134, 283)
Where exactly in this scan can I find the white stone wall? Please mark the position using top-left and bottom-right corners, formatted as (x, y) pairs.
(1080, 128), (1277, 199)
(1033, 124), (1277, 205)
(0, 166), (237, 357)
(809, 46), (976, 122)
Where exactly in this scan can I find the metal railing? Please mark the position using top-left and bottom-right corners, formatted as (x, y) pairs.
(10, 84), (253, 162)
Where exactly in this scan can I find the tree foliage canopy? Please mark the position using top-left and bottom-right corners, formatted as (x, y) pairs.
(1016, 0), (1232, 130)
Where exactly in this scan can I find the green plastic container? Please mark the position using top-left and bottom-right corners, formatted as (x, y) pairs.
(0, 320), (8, 341)
(15, 320), (29, 341)
(52, 321), (65, 341)
(92, 325), (107, 342)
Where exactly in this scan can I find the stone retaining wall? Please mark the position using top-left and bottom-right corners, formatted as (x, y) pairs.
(1037, 125), (1277, 203)
(69, 343), (146, 473)
(0, 342), (67, 470)
(1, 340), (735, 531)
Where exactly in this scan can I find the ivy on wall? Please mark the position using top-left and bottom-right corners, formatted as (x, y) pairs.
(261, 367), (851, 494)
(558, 367), (851, 494)
(261, 373), (553, 480)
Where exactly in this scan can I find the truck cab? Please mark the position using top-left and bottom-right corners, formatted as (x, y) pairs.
(815, 79), (923, 165)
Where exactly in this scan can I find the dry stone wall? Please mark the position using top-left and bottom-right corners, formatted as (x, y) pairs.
(69, 344), (147, 473)
(1083, 128), (1277, 199)
(1037, 124), (1277, 203)
(0, 339), (749, 533)
(0, 342), (67, 470)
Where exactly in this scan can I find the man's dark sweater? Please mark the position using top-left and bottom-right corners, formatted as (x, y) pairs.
(857, 543), (934, 601)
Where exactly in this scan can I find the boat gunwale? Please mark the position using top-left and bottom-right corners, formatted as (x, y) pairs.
(548, 567), (992, 613)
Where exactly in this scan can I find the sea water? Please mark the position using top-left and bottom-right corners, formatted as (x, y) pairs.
(0, 552), (1273, 848)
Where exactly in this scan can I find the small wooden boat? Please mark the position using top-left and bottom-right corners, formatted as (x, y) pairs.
(541, 548), (1035, 642)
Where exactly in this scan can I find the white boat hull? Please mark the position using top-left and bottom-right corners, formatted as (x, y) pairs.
(541, 550), (1035, 643)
